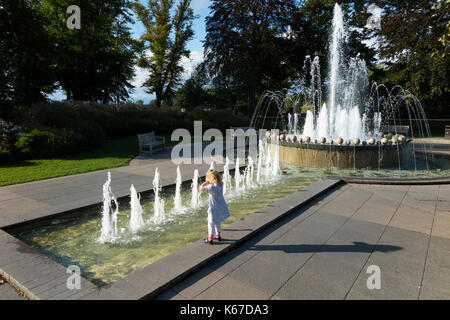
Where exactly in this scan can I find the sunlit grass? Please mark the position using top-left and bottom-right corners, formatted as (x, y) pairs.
(0, 136), (140, 187)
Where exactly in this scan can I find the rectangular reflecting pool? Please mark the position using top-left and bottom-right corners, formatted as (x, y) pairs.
(9, 166), (316, 287)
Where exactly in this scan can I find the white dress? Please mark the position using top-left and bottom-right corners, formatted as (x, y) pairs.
(205, 183), (230, 223)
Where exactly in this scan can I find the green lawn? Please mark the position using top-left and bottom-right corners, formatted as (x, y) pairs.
(0, 136), (140, 187)
(0, 133), (221, 187)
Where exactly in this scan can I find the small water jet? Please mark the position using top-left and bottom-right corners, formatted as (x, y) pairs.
(129, 184), (145, 233)
(152, 168), (165, 224)
(235, 158), (241, 191)
(173, 166), (184, 214)
(223, 156), (232, 195)
(191, 169), (200, 209)
(99, 172), (119, 243)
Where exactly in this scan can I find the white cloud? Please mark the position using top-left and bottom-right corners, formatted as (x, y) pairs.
(180, 49), (204, 80)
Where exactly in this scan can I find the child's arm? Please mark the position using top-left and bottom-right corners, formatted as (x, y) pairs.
(200, 180), (209, 192)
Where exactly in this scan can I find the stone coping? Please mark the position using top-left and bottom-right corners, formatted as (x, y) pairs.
(0, 178), (343, 300)
(330, 175), (450, 185)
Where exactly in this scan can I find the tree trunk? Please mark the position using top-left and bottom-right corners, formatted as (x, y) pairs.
(155, 92), (162, 108)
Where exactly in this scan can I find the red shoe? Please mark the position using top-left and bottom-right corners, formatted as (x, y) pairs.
(203, 236), (213, 245)
(213, 235), (222, 241)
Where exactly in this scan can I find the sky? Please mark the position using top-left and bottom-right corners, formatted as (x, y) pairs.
(49, 0), (211, 104)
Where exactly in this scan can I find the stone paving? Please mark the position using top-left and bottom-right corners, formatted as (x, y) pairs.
(155, 183), (450, 300)
(0, 140), (449, 300)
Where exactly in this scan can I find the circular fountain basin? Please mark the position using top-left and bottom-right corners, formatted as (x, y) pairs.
(271, 139), (413, 169)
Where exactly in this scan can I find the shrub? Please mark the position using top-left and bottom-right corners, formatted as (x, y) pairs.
(15, 128), (98, 158)
(0, 146), (12, 164)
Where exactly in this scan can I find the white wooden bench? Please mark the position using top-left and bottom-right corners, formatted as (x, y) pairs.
(137, 132), (165, 154)
(380, 125), (409, 136)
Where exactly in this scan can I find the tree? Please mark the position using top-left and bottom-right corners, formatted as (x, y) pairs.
(174, 63), (209, 110)
(40, 0), (137, 103)
(0, 0), (55, 111)
(204, 0), (297, 117)
(134, 0), (195, 108)
(360, 0), (450, 116)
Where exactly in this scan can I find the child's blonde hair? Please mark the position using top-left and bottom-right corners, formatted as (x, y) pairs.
(206, 169), (222, 185)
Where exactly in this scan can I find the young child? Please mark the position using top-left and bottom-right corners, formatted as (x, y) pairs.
(200, 169), (230, 244)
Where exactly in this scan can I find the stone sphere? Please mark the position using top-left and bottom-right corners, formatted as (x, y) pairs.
(362, 140), (367, 146)
(353, 138), (360, 145)
(346, 140), (351, 145)
(329, 139), (334, 145)
(266, 131), (271, 138)
(378, 132), (384, 138)
(336, 137), (344, 145)
(291, 135), (297, 143)
(387, 133), (393, 140)
(368, 138), (375, 145)
(304, 136), (311, 144)
(391, 136), (398, 145)
(367, 131), (373, 137)
(381, 138), (388, 145)
(313, 138), (318, 144)
(398, 135), (405, 143)
(319, 137), (326, 144)
(298, 137), (303, 144)
(279, 134), (285, 141)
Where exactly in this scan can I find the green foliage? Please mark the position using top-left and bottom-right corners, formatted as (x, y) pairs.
(14, 128), (92, 158)
(39, 0), (137, 103)
(174, 63), (210, 110)
(204, 0), (296, 117)
(6, 101), (250, 162)
(0, 146), (12, 164)
(134, 0), (195, 108)
(361, 0), (450, 116)
(0, 0), (55, 110)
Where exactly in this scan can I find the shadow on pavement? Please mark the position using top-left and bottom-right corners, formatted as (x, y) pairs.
(247, 241), (402, 253)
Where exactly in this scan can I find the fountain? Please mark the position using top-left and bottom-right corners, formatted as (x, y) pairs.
(99, 172), (119, 243)
(173, 166), (184, 214)
(152, 168), (165, 224)
(191, 169), (200, 209)
(250, 3), (431, 170)
(223, 156), (232, 195)
(129, 184), (145, 233)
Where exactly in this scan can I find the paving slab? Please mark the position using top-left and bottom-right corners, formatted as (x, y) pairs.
(194, 275), (271, 300)
(227, 255), (295, 296)
(155, 183), (450, 300)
